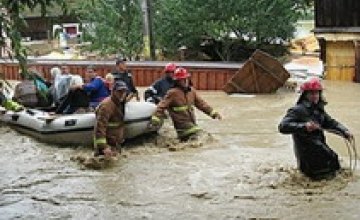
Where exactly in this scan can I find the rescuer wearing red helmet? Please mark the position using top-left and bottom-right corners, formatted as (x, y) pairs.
(165, 62), (177, 72)
(144, 63), (177, 104)
(279, 77), (353, 180)
(149, 67), (221, 141)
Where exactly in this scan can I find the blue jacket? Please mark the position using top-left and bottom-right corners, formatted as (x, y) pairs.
(83, 77), (109, 102)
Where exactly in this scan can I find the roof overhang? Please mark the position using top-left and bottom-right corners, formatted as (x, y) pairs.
(314, 27), (360, 34)
(314, 28), (360, 41)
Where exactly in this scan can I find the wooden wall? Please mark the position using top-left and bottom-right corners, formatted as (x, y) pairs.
(315, 0), (360, 28)
(0, 61), (239, 90)
(355, 41), (360, 82)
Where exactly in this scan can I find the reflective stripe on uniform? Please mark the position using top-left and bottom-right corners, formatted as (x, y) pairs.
(151, 115), (162, 123)
(107, 122), (121, 127)
(94, 137), (107, 145)
(177, 125), (201, 137)
(172, 105), (191, 112)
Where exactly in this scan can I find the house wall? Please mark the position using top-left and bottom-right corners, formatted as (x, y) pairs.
(315, 0), (360, 28)
(325, 41), (355, 81)
(315, 0), (360, 82)
(22, 16), (79, 40)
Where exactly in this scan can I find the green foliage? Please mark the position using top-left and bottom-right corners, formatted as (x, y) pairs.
(0, 0), (313, 64)
(75, 0), (143, 59)
(0, 0), (66, 77)
(154, 0), (311, 61)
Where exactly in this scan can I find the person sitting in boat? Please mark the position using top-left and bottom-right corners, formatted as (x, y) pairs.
(13, 71), (41, 108)
(0, 81), (23, 112)
(149, 67), (222, 141)
(93, 80), (128, 158)
(104, 73), (115, 94)
(112, 58), (140, 101)
(144, 62), (176, 104)
(28, 67), (51, 107)
(47, 66), (62, 108)
(74, 66), (109, 108)
(52, 65), (73, 106)
(278, 77), (353, 180)
(28, 66), (51, 87)
(55, 75), (89, 114)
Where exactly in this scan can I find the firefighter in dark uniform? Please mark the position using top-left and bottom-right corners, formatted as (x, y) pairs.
(112, 58), (139, 101)
(144, 63), (177, 104)
(279, 77), (353, 180)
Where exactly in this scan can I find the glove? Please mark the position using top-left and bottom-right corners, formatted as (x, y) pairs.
(344, 131), (354, 140)
(148, 116), (162, 130)
(210, 111), (222, 120)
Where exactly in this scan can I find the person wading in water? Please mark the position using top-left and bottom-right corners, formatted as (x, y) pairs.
(149, 67), (221, 141)
(278, 77), (353, 180)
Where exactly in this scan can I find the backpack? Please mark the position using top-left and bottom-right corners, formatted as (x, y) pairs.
(13, 80), (38, 107)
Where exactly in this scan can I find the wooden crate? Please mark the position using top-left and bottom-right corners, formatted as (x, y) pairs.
(223, 50), (290, 94)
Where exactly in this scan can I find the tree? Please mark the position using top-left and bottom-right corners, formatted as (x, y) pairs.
(0, 0), (66, 77)
(153, 0), (206, 58)
(153, 0), (312, 61)
(75, 0), (143, 59)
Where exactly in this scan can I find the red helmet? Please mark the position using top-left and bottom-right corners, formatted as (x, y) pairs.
(300, 77), (323, 91)
(164, 63), (177, 72)
(173, 68), (190, 80)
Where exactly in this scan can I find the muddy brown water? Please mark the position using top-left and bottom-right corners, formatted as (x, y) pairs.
(1, 81), (360, 219)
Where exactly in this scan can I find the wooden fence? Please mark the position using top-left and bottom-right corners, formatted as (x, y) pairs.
(0, 60), (241, 90)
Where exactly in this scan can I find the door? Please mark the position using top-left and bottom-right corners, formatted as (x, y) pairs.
(326, 41), (355, 81)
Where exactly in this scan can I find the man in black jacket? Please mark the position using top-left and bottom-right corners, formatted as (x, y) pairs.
(144, 63), (176, 104)
(278, 77), (353, 180)
(112, 58), (139, 101)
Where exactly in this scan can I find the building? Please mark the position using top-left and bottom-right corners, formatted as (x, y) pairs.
(314, 0), (360, 82)
(21, 1), (79, 41)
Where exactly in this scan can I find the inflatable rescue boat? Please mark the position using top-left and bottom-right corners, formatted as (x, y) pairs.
(0, 101), (159, 146)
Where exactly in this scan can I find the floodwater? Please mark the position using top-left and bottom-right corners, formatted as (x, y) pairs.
(1, 81), (360, 220)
